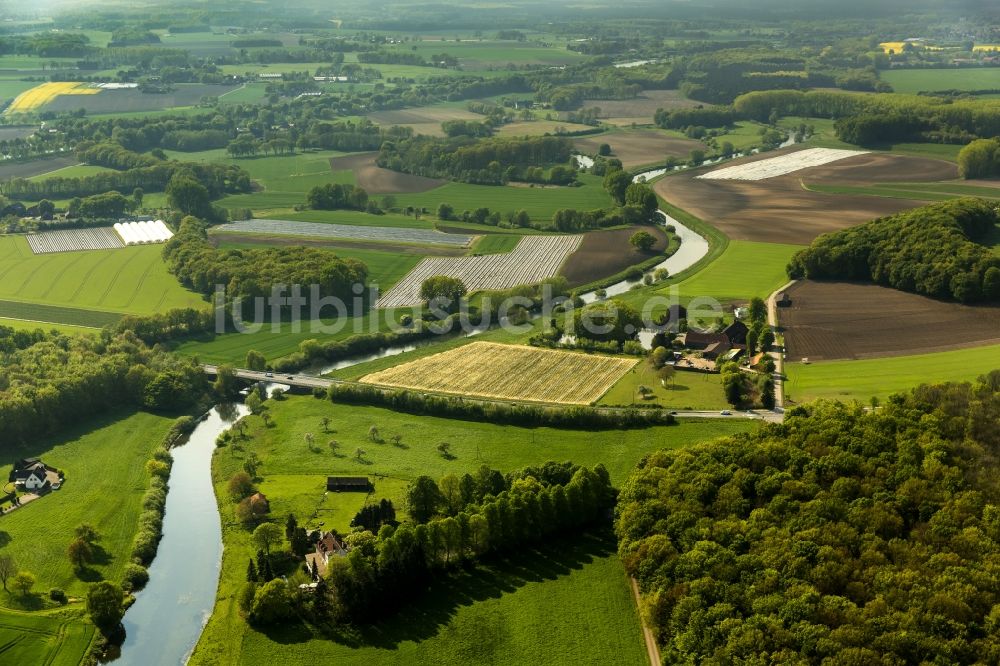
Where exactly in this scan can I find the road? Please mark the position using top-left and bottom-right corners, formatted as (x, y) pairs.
(767, 279), (797, 410)
(201, 365), (783, 423)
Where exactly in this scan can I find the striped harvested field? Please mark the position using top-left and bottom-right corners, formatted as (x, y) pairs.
(376, 234), (582, 308)
(214, 219), (473, 247)
(26, 227), (125, 254)
(360, 341), (637, 405)
(697, 148), (868, 181)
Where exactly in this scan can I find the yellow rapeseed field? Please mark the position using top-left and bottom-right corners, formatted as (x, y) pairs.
(5, 82), (101, 114)
(973, 45), (1000, 53)
(360, 341), (638, 405)
(878, 42), (909, 54)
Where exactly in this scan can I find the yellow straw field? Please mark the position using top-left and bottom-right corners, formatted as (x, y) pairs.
(5, 82), (101, 114)
(360, 341), (638, 405)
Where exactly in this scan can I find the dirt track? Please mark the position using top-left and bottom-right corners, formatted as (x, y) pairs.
(560, 225), (668, 287)
(781, 281), (1000, 361)
(575, 130), (704, 169)
(657, 147), (958, 245)
(328, 153), (444, 194)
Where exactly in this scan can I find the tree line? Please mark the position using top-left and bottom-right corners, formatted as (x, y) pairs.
(376, 134), (575, 185)
(787, 198), (1000, 303)
(242, 461), (615, 626)
(616, 374), (1000, 664)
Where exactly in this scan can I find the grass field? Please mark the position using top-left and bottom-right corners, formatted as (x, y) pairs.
(600, 362), (727, 409)
(784, 343), (1000, 403)
(279, 209), (434, 230)
(805, 180), (1000, 202)
(191, 395), (754, 664)
(0, 608), (94, 666)
(0, 236), (205, 319)
(615, 240), (799, 323)
(881, 68), (1000, 94)
(26, 164), (110, 181)
(471, 234), (519, 254)
(213, 150), (353, 211)
(0, 316), (99, 335)
(0, 410), (174, 604)
(361, 342), (638, 405)
(391, 174), (614, 221)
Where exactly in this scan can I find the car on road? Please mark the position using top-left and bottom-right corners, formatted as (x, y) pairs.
(265, 372), (273, 378)
(720, 410), (732, 415)
(286, 375), (295, 379)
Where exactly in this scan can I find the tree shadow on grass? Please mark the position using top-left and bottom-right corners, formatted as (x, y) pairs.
(259, 528), (618, 649)
(75, 565), (105, 583)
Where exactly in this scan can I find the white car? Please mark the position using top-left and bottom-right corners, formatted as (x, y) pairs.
(720, 410), (732, 416)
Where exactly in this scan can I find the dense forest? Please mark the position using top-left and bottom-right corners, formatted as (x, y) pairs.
(162, 216), (368, 309)
(787, 198), (1000, 303)
(0, 327), (207, 444)
(617, 373), (1000, 663)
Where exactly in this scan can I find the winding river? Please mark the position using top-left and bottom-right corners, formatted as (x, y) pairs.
(117, 403), (248, 665)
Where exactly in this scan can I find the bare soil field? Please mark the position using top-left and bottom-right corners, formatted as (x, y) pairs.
(497, 120), (596, 136)
(328, 153), (444, 194)
(42, 84), (238, 114)
(582, 90), (698, 126)
(781, 280), (1000, 361)
(658, 147), (958, 245)
(560, 225), (668, 287)
(361, 341), (638, 405)
(0, 155), (78, 180)
(367, 106), (482, 137)
(575, 130), (704, 169)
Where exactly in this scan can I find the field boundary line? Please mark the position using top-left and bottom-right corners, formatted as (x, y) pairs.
(767, 279), (797, 409)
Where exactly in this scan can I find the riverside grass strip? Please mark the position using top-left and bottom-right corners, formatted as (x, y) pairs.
(360, 341), (638, 405)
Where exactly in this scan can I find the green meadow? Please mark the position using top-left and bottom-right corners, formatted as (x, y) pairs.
(600, 362), (728, 410)
(190, 395), (754, 665)
(881, 68), (1000, 94)
(784, 344), (1000, 404)
(0, 608), (94, 666)
(0, 236), (205, 320)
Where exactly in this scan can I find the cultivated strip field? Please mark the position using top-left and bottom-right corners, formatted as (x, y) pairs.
(360, 341), (638, 404)
(697, 147), (868, 181)
(214, 219), (473, 247)
(376, 234), (582, 307)
(26, 227), (125, 254)
(6, 82), (101, 114)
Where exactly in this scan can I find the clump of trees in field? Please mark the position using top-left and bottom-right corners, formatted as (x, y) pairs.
(376, 134), (575, 185)
(787, 198), (1000, 303)
(617, 374), (1000, 664)
(0, 327), (207, 443)
(162, 216), (368, 308)
(305, 183), (370, 211)
(957, 138), (1000, 179)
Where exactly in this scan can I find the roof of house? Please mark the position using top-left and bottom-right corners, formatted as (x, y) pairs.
(704, 341), (731, 355)
(684, 331), (728, 348)
(722, 320), (749, 345)
(14, 458), (40, 470)
(249, 492), (270, 511)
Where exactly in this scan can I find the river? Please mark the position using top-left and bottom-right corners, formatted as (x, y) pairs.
(117, 403), (249, 666)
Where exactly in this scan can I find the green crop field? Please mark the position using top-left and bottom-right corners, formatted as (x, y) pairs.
(0, 236), (205, 321)
(881, 68), (1000, 94)
(0, 608), (95, 666)
(0, 410), (174, 603)
(805, 180), (1000, 202)
(375, 40), (585, 69)
(471, 234), (519, 254)
(213, 151), (354, 211)
(784, 344), (1000, 404)
(190, 395), (753, 665)
(393, 174), (614, 221)
(278, 209), (434, 229)
(600, 363), (728, 409)
(0, 316), (99, 335)
(27, 164), (111, 181)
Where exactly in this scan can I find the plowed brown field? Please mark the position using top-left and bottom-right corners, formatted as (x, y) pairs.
(328, 153), (444, 194)
(658, 147), (958, 245)
(781, 281), (1000, 361)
